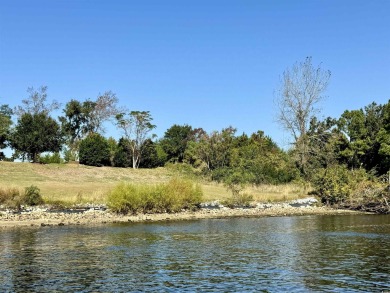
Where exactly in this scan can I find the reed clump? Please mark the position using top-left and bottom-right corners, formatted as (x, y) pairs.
(0, 185), (44, 209)
(107, 177), (203, 214)
(0, 187), (22, 209)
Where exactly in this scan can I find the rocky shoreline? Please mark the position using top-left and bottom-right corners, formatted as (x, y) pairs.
(0, 197), (367, 229)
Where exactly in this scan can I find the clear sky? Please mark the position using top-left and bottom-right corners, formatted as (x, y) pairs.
(1, 0), (389, 148)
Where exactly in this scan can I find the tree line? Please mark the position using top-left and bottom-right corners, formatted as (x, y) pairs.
(1, 58), (389, 211)
(0, 86), (294, 186)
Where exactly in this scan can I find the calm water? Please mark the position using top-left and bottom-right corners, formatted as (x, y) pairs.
(0, 214), (389, 292)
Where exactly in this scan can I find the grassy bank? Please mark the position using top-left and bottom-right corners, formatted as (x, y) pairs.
(0, 161), (309, 206)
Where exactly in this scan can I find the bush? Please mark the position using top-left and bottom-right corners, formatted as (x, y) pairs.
(23, 185), (44, 206)
(39, 152), (63, 164)
(64, 149), (78, 162)
(107, 178), (203, 214)
(312, 165), (371, 205)
(0, 187), (22, 209)
(79, 133), (111, 167)
(0, 185), (44, 208)
(223, 191), (253, 208)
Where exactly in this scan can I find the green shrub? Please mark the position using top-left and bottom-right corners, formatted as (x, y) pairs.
(64, 148), (78, 162)
(23, 185), (44, 206)
(222, 192), (253, 208)
(79, 133), (110, 167)
(107, 178), (203, 214)
(0, 185), (44, 208)
(39, 152), (63, 164)
(312, 165), (371, 205)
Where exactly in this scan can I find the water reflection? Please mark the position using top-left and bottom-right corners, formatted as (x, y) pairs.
(0, 214), (389, 292)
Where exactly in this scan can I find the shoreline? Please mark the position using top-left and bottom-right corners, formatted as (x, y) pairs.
(0, 203), (369, 229)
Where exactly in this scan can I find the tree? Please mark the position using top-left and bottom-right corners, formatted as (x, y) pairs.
(305, 117), (343, 173)
(139, 139), (164, 168)
(88, 91), (120, 134)
(14, 86), (60, 117)
(338, 109), (370, 169)
(60, 99), (90, 143)
(184, 127), (236, 171)
(113, 137), (132, 168)
(0, 105), (13, 151)
(337, 102), (384, 172)
(59, 92), (120, 161)
(59, 99), (95, 160)
(9, 113), (63, 162)
(115, 111), (156, 169)
(376, 100), (390, 174)
(161, 124), (193, 163)
(79, 133), (110, 167)
(276, 57), (331, 177)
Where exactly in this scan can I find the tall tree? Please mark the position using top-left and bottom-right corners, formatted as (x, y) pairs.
(337, 102), (384, 172)
(59, 99), (94, 160)
(161, 124), (193, 163)
(14, 86), (60, 117)
(276, 57), (331, 177)
(113, 137), (132, 168)
(10, 86), (63, 162)
(59, 92), (120, 160)
(376, 100), (390, 174)
(185, 127), (236, 171)
(115, 111), (156, 169)
(0, 105), (13, 152)
(10, 113), (63, 162)
(88, 91), (120, 134)
(79, 133), (110, 167)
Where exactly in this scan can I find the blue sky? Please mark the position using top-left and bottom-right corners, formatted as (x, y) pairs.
(1, 0), (389, 148)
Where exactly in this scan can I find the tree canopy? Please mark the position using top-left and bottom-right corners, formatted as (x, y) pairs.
(9, 113), (63, 162)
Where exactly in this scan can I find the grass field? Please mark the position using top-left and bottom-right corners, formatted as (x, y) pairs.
(0, 162), (309, 205)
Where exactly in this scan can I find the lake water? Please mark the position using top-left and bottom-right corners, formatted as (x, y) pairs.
(0, 214), (389, 292)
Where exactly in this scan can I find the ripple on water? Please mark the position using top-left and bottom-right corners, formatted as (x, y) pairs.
(0, 214), (389, 292)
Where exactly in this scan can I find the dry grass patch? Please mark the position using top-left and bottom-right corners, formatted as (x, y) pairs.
(0, 162), (173, 205)
(0, 162), (310, 205)
(249, 183), (310, 202)
(201, 182), (310, 203)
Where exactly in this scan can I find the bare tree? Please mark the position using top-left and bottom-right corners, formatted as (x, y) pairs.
(14, 86), (60, 117)
(276, 57), (331, 176)
(89, 91), (121, 134)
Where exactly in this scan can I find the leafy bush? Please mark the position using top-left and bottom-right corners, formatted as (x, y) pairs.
(79, 133), (111, 167)
(64, 148), (78, 162)
(312, 165), (371, 205)
(23, 185), (44, 206)
(0, 185), (44, 208)
(39, 152), (63, 164)
(107, 178), (203, 214)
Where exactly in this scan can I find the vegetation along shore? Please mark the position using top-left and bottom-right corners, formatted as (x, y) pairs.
(0, 162), (380, 229)
(1, 58), (390, 219)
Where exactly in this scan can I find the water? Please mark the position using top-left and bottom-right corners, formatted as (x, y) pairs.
(0, 214), (389, 292)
